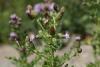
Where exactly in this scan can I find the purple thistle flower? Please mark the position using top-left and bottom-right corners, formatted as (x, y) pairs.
(33, 3), (55, 13)
(48, 3), (55, 11)
(10, 13), (21, 22)
(9, 13), (22, 27)
(9, 32), (18, 41)
(34, 4), (43, 13)
(10, 13), (18, 21)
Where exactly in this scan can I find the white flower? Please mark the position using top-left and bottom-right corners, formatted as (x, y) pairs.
(64, 32), (70, 39)
(75, 35), (81, 41)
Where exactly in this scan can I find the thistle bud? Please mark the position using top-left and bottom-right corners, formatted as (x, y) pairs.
(26, 5), (32, 14)
(26, 4), (38, 19)
(27, 5), (32, 10)
(19, 47), (26, 53)
(56, 6), (65, 20)
(49, 26), (56, 35)
(28, 32), (35, 43)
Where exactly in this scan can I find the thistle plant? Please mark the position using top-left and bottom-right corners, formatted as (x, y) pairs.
(9, 0), (100, 67)
(3, 0), (100, 67)
(8, 3), (73, 67)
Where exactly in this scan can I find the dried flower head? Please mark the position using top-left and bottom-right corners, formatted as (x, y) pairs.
(49, 26), (56, 35)
(26, 5), (32, 14)
(27, 5), (32, 10)
(27, 32), (36, 43)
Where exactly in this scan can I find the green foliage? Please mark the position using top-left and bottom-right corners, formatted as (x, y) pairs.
(87, 61), (100, 67)
(0, 0), (100, 67)
(9, 9), (70, 67)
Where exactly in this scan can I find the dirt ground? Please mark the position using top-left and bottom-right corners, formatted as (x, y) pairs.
(0, 40), (95, 67)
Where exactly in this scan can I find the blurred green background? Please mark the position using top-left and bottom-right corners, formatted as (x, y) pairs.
(0, 0), (99, 43)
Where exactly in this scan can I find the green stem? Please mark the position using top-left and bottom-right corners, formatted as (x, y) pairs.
(53, 17), (56, 30)
(37, 19), (45, 31)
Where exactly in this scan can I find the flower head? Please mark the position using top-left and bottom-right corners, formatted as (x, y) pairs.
(9, 32), (18, 41)
(9, 13), (22, 28)
(75, 35), (81, 41)
(33, 2), (57, 13)
(26, 5), (32, 14)
(64, 31), (70, 39)
(34, 4), (42, 13)
(10, 13), (18, 21)
(27, 32), (36, 42)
